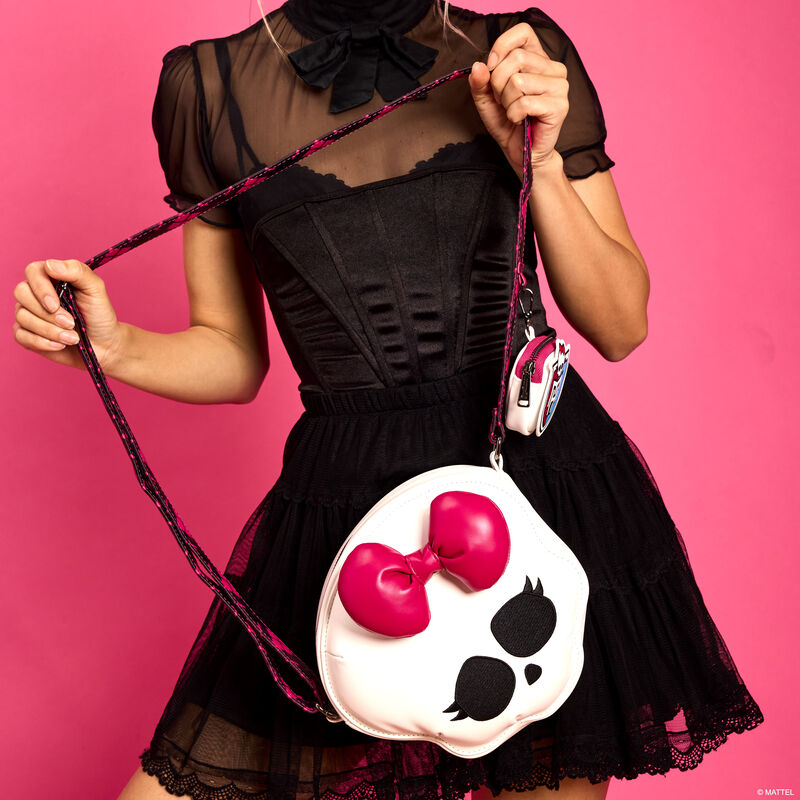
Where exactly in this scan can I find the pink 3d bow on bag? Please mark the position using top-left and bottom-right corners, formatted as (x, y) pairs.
(337, 491), (511, 637)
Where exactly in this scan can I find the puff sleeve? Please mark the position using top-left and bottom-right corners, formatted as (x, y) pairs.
(151, 44), (242, 228)
(512, 8), (616, 180)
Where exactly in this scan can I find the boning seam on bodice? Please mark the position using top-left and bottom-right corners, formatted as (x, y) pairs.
(305, 201), (398, 386)
(256, 224), (386, 386)
(366, 190), (424, 382)
(433, 171), (455, 376)
(454, 169), (495, 372)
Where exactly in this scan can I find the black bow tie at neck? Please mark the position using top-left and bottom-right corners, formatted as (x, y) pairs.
(288, 21), (439, 113)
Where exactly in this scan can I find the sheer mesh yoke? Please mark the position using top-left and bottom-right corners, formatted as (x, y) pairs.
(140, 3), (764, 799)
(151, 2), (615, 229)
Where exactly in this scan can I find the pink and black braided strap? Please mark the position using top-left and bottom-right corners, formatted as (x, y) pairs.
(51, 65), (534, 718)
(490, 110), (533, 453)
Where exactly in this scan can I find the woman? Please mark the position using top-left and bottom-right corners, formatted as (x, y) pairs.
(12, 0), (764, 798)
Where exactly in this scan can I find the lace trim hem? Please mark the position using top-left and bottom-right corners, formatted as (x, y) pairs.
(139, 694), (764, 800)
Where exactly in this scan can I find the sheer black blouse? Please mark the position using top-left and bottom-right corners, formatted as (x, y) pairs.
(149, 1), (615, 391)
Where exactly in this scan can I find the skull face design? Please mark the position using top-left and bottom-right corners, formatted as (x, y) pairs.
(316, 465), (589, 758)
(443, 576), (557, 722)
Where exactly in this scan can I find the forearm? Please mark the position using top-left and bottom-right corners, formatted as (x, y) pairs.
(515, 151), (649, 361)
(102, 322), (263, 404)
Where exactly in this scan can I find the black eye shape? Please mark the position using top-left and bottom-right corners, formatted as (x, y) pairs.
(442, 578), (554, 723)
(490, 576), (557, 657)
(443, 656), (515, 722)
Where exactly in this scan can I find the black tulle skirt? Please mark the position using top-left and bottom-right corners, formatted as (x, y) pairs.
(139, 359), (764, 798)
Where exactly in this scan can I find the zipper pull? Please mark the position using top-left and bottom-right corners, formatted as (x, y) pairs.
(518, 360), (533, 407)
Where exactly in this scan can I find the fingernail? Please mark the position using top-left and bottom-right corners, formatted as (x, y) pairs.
(46, 259), (63, 272)
(487, 51), (498, 70)
(59, 330), (80, 344)
(55, 311), (74, 328)
(44, 295), (59, 312)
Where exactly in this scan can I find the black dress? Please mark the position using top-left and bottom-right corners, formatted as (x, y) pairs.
(139, 1), (764, 796)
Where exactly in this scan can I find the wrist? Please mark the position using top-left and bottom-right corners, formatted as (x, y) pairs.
(100, 321), (131, 376)
(513, 148), (564, 183)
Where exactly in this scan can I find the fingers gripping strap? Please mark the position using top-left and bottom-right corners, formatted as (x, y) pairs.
(53, 66), (534, 716)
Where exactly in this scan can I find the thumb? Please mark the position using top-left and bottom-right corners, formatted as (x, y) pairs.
(468, 61), (496, 114)
(45, 259), (104, 296)
(468, 61), (512, 145)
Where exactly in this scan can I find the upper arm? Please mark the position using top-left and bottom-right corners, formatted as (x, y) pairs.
(152, 44), (243, 228)
(182, 217), (269, 384)
(152, 44), (268, 391)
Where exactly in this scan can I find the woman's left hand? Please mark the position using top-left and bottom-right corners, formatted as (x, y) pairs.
(468, 21), (569, 176)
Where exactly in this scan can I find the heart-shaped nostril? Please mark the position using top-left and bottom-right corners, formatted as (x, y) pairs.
(525, 663), (542, 685)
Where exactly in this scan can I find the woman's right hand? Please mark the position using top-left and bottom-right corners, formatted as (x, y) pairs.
(13, 258), (125, 372)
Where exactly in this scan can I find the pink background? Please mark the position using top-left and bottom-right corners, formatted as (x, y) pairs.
(1, 0), (795, 797)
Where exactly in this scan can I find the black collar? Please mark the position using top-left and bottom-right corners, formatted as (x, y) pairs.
(282, 0), (439, 113)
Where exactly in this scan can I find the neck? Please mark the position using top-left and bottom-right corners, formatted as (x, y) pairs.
(283, 0), (434, 36)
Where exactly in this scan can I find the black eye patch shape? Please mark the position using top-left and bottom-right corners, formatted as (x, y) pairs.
(443, 656), (515, 721)
(490, 576), (557, 657)
(442, 577), (555, 723)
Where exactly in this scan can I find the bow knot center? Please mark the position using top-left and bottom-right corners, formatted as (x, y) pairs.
(348, 22), (384, 45)
(404, 543), (442, 584)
